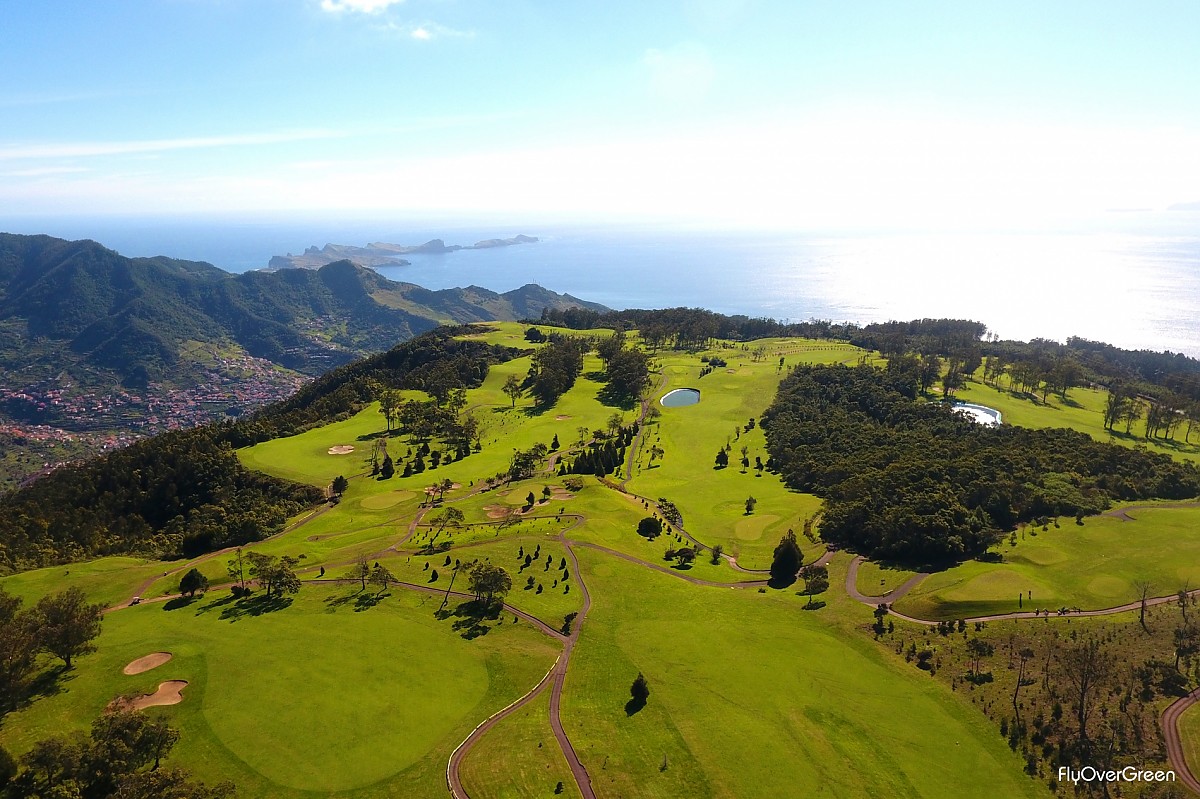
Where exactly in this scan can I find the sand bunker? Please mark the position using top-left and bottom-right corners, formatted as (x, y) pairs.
(423, 483), (462, 495)
(113, 680), (189, 711)
(555, 415), (572, 421)
(327, 445), (355, 455)
(122, 652), (172, 675)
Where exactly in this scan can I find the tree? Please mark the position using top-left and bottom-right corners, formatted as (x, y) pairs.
(430, 507), (465, 541)
(247, 553), (301, 599)
(369, 563), (395, 594)
(673, 547), (696, 567)
(350, 555), (371, 591)
(709, 543), (724, 565)
(0, 587), (38, 712)
(379, 453), (395, 479)
(468, 563), (513, 605)
(630, 672), (650, 705)
(331, 475), (349, 495)
(378, 387), (400, 431)
(502, 374), (524, 408)
(1013, 647), (1034, 724)
(178, 568), (209, 598)
(1059, 636), (1113, 750)
(0, 743), (14, 790)
(966, 637), (994, 676)
(744, 496), (757, 515)
(714, 449), (729, 468)
(637, 517), (663, 539)
(227, 548), (248, 591)
(1135, 579), (1153, 631)
(34, 587), (103, 669)
(798, 564), (829, 606)
(769, 529), (802, 587)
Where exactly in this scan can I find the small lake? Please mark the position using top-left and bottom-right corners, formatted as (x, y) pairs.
(661, 388), (701, 407)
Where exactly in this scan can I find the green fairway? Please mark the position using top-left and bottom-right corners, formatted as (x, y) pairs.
(1180, 703), (1200, 783)
(624, 339), (848, 569)
(0, 584), (559, 798)
(0, 556), (169, 608)
(459, 690), (584, 799)
(894, 505), (1200, 620)
(955, 377), (1200, 465)
(854, 559), (920, 597)
(562, 549), (1045, 798)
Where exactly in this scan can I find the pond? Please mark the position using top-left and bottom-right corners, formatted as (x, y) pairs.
(952, 401), (1002, 426)
(660, 388), (701, 407)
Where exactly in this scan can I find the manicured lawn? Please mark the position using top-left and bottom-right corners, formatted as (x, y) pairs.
(1180, 703), (1200, 783)
(954, 377), (1200, 465)
(561, 548), (1045, 798)
(0, 584), (559, 798)
(624, 339), (841, 569)
(0, 556), (170, 608)
(459, 689), (584, 799)
(854, 559), (920, 597)
(894, 505), (1200, 620)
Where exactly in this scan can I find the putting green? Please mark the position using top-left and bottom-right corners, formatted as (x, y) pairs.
(896, 506), (1200, 620)
(360, 490), (416, 510)
(0, 586), (559, 796)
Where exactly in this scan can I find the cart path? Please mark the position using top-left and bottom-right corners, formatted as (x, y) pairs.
(1160, 689), (1200, 796)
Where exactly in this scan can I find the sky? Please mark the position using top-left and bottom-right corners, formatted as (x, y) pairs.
(2, 1), (1200, 229)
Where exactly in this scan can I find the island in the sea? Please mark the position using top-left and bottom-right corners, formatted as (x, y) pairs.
(266, 234), (539, 270)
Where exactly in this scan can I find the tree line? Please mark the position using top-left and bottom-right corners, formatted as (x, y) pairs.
(763, 363), (1200, 564)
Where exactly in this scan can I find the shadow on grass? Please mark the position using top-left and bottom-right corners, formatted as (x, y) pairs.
(215, 594), (293, 622)
(163, 595), (201, 612)
(624, 697), (646, 716)
(595, 384), (638, 411)
(29, 663), (74, 703)
(434, 598), (501, 639)
(354, 591), (389, 612)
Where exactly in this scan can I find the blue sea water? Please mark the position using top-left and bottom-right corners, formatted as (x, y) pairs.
(6, 212), (1200, 356)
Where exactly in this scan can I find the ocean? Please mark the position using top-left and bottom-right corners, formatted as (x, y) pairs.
(6, 212), (1200, 356)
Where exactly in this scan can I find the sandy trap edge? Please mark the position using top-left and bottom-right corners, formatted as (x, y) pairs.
(122, 652), (172, 675)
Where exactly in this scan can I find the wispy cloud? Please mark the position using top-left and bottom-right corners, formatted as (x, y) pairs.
(2, 166), (91, 177)
(0, 130), (342, 161)
(382, 20), (474, 41)
(320, 0), (405, 13)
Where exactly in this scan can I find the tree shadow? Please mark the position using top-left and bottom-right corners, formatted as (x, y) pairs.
(624, 697), (646, 716)
(217, 594), (293, 622)
(595, 384), (638, 411)
(354, 591), (389, 612)
(767, 574), (797, 590)
(29, 663), (74, 702)
(194, 592), (240, 616)
(163, 596), (200, 612)
(355, 430), (390, 441)
(434, 598), (501, 639)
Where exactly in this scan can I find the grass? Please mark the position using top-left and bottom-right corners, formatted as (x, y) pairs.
(894, 505), (1200, 620)
(561, 548), (1045, 798)
(954, 377), (1200, 465)
(459, 689), (584, 799)
(1180, 703), (1200, 782)
(0, 584), (559, 798)
(0, 556), (170, 609)
(854, 559), (920, 597)
(623, 339), (850, 569)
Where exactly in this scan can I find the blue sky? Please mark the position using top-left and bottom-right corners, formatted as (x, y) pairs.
(2, 1), (1199, 228)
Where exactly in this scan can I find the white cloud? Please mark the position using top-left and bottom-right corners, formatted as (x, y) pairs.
(320, 0), (405, 13)
(382, 20), (474, 41)
(0, 130), (342, 161)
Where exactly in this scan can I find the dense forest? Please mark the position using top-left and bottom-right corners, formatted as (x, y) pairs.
(0, 328), (522, 572)
(763, 363), (1200, 564)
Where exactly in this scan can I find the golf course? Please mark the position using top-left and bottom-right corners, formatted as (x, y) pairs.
(3, 320), (1198, 797)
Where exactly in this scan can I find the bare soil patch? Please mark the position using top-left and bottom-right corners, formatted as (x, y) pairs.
(122, 652), (172, 675)
(112, 680), (189, 711)
(327, 445), (355, 455)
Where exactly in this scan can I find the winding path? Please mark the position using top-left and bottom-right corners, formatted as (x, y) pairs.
(1162, 690), (1200, 796)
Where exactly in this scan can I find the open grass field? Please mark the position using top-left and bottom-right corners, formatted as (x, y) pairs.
(562, 549), (1045, 798)
(2, 324), (1085, 798)
(893, 505), (1200, 620)
(854, 559), (921, 597)
(623, 338), (855, 569)
(1180, 704), (1200, 783)
(954, 376), (1200, 465)
(459, 689), (584, 799)
(0, 584), (559, 798)
(0, 556), (171, 609)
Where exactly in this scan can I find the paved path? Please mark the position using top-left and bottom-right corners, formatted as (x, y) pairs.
(1161, 689), (1200, 796)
